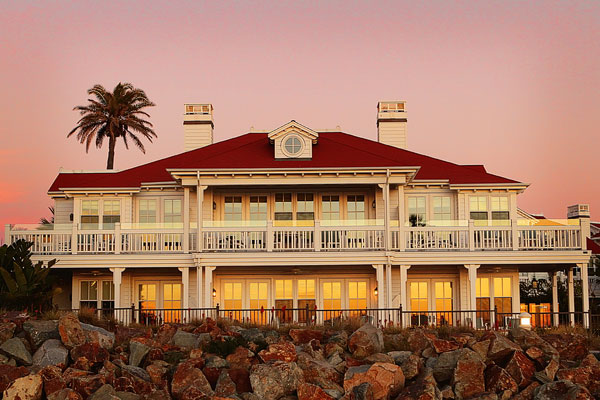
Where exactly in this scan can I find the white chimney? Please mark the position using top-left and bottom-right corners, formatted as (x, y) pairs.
(183, 104), (214, 151)
(377, 101), (407, 149)
(567, 204), (590, 219)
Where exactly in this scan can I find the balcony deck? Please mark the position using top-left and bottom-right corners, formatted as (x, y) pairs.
(5, 219), (585, 255)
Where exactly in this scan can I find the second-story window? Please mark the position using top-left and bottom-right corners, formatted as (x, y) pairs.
(408, 197), (426, 226)
(433, 196), (451, 225)
(321, 195), (340, 222)
(224, 196), (242, 222)
(164, 199), (182, 224)
(81, 200), (99, 229)
(103, 200), (120, 229)
(347, 195), (365, 222)
(491, 197), (509, 225)
(297, 193), (314, 221)
(470, 196), (488, 226)
(275, 193), (292, 221)
(139, 199), (157, 224)
(249, 196), (267, 221)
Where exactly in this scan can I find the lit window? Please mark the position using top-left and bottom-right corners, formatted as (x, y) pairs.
(298, 279), (316, 323)
(348, 281), (367, 311)
(322, 282), (342, 310)
(284, 136), (302, 155)
(408, 197), (426, 226)
(275, 279), (293, 322)
(494, 277), (512, 319)
(410, 281), (428, 313)
(81, 200), (99, 229)
(80, 280), (98, 309)
(103, 200), (120, 229)
(435, 281), (453, 326)
(491, 197), (509, 225)
(470, 196), (488, 226)
(223, 282), (242, 310)
(297, 193), (314, 221)
(275, 193), (293, 221)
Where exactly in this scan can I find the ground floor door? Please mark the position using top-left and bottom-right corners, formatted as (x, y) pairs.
(408, 279), (456, 326)
(137, 281), (182, 323)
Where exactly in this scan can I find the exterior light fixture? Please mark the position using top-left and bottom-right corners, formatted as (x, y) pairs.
(374, 287), (378, 296)
(531, 278), (538, 289)
(372, 200), (376, 209)
(212, 288), (217, 298)
(519, 312), (532, 330)
(213, 202), (217, 210)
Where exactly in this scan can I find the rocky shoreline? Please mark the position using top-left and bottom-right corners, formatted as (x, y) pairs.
(0, 313), (598, 400)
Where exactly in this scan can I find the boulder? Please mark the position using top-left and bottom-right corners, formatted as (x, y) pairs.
(485, 365), (518, 393)
(229, 367), (252, 393)
(0, 364), (29, 392)
(47, 388), (83, 400)
(344, 362), (404, 400)
(544, 333), (588, 362)
(71, 342), (110, 366)
(0, 337), (32, 365)
(115, 392), (140, 400)
(171, 359), (213, 399)
(23, 320), (60, 348)
(298, 382), (336, 400)
(505, 351), (535, 389)
(511, 382), (540, 400)
(155, 324), (178, 345)
(215, 370), (237, 397)
(250, 361), (304, 400)
(387, 351), (412, 366)
(453, 349), (485, 400)
(70, 374), (106, 399)
(364, 353), (394, 365)
(58, 314), (86, 349)
(121, 364), (151, 382)
(534, 380), (593, 400)
(407, 329), (434, 355)
(88, 384), (119, 400)
(258, 341), (297, 363)
(39, 365), (66, 397)
(32, 339), (68, 368)
(129, 341), (150, 367)
(396, 368), (440, 400)
(484, 332), (521, 362)
(81, 323), (115, 349)
(146, 361), (169, 389)
(298, 352), (343, 391)
(430, 338), (460, 354)
(400, 354), (423, 380)
(226, 346), (255, 369)
(289, 329), (324, 344)
(433, 348), (469, 383)
(341, 382), (374, 400)
(0, 322), (16, 344)
(470, 340), (490, 360)
(3, 374), (43, 400)
(170, 330), (200, 349)
(348, 323), (383, 359)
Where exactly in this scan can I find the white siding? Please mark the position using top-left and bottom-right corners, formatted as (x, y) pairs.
(54, 198), (73, 224)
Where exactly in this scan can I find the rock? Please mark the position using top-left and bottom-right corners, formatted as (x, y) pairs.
(342, 382), (374, 400)
(289, 329), (324, 344)
(0, 322), (16, 344)
(71, 374), (105, 399)
(215, 370), (237, 397)
(396, 368), (440, 400)
(48, 388), (83, 400)
(71, 342), (110, 366)
(88, 384), (119, 400)
(229, 368), (252, 393)
(430, 338), (460, 354)
(534, 380), (593, 400)
(484, 332), (521, 362)
(0, 337), (32, 365)
(388, 351), (412, 366)
(129, 341), (150, 367)
(23, 320), (59, 348)
(453, 349), (485, 400)
(485, 365), (518, 393)
(3, 374), (43, 400)
(226, 346), (255, 369)
(509, 328), (558, 364)
(298, 352), (343, 392)
(115, 392), (140, 400)
(440, 385), (455, 399)
(171, 359), (213, 399)
(544, 357), (560, 381)
(39, 365), (66, 396)
(33, 339), (68, 368)
(407, 330), (434, 355)
(543, 333), (588, 362)
(121, 364), (151, 382)
(205, 355), (229, 369)
(470, 340), (490, 360)
(328, 330), (349, 348)
(155, 324), (178, 345)
(146, 361), (169, 389)
(58, 314), (86, 349)
(81, 323), (115, 349)
(511, 382), (540, 400)
(258, 341), (297, 363)
(348, 323), (383, 359)
(298, 382), (336, 400)
(0, 364), (29, 392)
(505, 351), (535, 389)
(364, 353), (394, 365)
(433, 348), (469, 383)
(400, 354), (423, 380)
(250, 361), (304, 400)
(344, 362), (404, 400)
(171, 330), (200, 349)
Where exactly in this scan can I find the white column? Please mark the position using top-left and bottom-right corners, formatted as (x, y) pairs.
(400, 265), (411, 327)
(552, 271), (559, 327)
(568, 267), (575, 326)
(196, 184), (206, 252)
(397, 186), (405, 251)
(386, 263), (393, 309)
(581, 263), (590, 328)
(373, 265), (385, 309)
(178, 267), (190, 309)
(466, 264), (480, 328)
(196, 264), (204, 308)
(110, 267), (125, 322)
(205, 266), (215, 309)
(183, 187), (190, 253)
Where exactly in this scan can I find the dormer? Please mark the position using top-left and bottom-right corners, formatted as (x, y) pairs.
(268, 120), (319, 160)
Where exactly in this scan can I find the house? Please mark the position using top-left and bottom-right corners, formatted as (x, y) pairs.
(5, 101), (593, 328)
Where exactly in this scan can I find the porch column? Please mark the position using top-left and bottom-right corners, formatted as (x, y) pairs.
(466, 264), (480, 328)
(378, 181), (391, 250)
(373, 265), (385, 311)
(109, 267), (125, 322)
(551, 271), (559, 327)
(400, 265), (411, 327)
(196, 184), (206, 252)
(205, 266), (216, 310)
(386, 263), (393, 309)
(568, 266), (575, 326)
(183, 187), (190, 253)
(196, 264), (204, 308)
(581, 262), (590, 328)
(178, 267), (190, 310)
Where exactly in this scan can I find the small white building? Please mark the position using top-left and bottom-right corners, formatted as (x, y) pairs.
(5, 101), (593, 327)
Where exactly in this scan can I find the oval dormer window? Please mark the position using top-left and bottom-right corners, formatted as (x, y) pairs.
(283, 136), (302, 157)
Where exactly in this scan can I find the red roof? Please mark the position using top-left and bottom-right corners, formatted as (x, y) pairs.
(49, 132), (521, 191)
(587, 238), (600, 255)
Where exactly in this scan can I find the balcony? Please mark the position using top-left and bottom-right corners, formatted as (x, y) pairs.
(5, 218), (585, 255)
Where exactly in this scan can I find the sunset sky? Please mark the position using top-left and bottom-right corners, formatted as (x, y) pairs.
(0, 1), (598, 238)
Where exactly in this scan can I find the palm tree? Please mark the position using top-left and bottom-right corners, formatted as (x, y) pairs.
(68, 83), (156, 169)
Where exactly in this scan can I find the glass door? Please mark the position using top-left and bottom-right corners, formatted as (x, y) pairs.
(223, 282), (243, 321)
(163, 283), (182, 323)
(434, 281), (453, 326)
(138, 283), (157, 324)
(348, 281), (368, 317)
(409, 281), (429, 326)
(322, 281), (342, 322)
(249, 281), (269, 324)
(298, 279), (316, 323)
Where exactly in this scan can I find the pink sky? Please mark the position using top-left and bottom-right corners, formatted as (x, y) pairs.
(0, 1), (598, 239)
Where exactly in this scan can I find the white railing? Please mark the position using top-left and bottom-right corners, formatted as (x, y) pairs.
(5, 219), (585, 255)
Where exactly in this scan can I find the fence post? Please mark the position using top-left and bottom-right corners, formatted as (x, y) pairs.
(215, 303), (220, 320)
(131, 303), (135, 325)
(399, 304), (403, 328)
(494, 305), (498, 330)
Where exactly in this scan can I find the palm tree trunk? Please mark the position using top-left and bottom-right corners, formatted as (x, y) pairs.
(107, 137), (116, 169)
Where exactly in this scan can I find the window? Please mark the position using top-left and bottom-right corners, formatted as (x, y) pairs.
(322, 282), (342, 311)
(435, 281), (453, 326)
(249, 196), (268, 222)
(138, 284), (157, 310)
(321, 195), (340, 222)
(284, 136), (302, 155)
(81, 200), (99, 229)
(163, 283), (182, 323)
(139, 200), (157, 224)
(491, 197), (509, 225)
(476, 278), (491, 326)
(410, 281), (428, 313)
(347, 195), (365, 222)
(275, 193), (292, 221)
(275, 279), (293, 322)
(408, 197), (426, 226)
(102, 200), (120, 229)
(470, 196), (488, 226)
(249, 282), (269, 323)
(101, 281), (115, 310)
(494, 277), (512, 322)
(164, 199), (182, 225)
(224, 196), (242, 222)
(296, 193), (314, 221)
(348, 281), (367, 311)
(433, 197), (451, 225)
(80, 280), (98, 309)
(223, 282), (242, 310)
(298, 279), (316, 323)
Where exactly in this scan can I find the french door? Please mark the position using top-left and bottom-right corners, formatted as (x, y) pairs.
(408, 279), (455, 326)
(137, 282), (182, 323)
